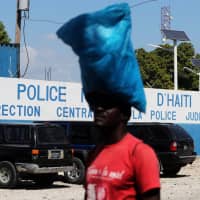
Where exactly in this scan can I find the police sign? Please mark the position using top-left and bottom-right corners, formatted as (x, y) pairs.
(0, 77), (199, 123)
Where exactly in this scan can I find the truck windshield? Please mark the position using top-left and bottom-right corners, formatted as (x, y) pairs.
(37, 126), (68, 144)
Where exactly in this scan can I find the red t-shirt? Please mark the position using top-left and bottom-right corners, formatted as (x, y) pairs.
(85, 133), (160, 200)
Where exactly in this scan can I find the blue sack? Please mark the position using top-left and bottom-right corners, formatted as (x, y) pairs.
(56, 3), (146, 112)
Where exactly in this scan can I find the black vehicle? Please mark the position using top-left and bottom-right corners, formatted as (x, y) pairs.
(64, 122), (196, 184)
(64, 122), (99, 184)
(127, 123), (196, 176)
(0, 122), (73, 188)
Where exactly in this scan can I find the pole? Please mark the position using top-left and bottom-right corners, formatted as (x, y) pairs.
(173, 40), (178, 90)
(15, 0), (21, 78)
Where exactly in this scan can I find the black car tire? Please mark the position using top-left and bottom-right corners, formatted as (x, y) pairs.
(0, 161), (17, 188)
(163, 166), (181, 176)
(64, 157), (85, 184)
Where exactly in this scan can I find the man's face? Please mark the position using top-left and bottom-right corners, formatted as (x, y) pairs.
(87, 92), (127, 127)
(92, 106), (122, 127)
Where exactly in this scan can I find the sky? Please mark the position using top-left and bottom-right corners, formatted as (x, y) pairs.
(0, 0), (200, 82)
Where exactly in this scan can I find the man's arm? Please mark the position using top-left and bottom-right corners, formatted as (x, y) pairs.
(133, 143), (161, 200)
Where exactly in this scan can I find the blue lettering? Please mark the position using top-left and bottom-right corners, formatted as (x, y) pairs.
(186, 112), (200, 121)
(82, 108), (87, 118)
(49, 86), (57, 101)
(58, 86), (66, 102)
(150, 110), (176, 121)
(132, 110), (142, 120)
(157, 93), (164, 106)
(17, 84), (67, 102)
(56, 106), (93, 120)
(27, 85), (36, 100)
(174, 95), (181, 107)
(57, 107), (62, 117)
(33, 106), (40, 117)
(69, 107), (75, 117)
(27, 106), (33, 116)
(9, 105), (15, 116)
(2, 104), (8, 116)
(17, 83), (26, 100)
(36, 85), (45, 101)
(17, 105), (23, 116)
(88, 110), (93, 118)
(0, 104), (40, 117)
(76, 107), (80, 118)
(167, 94), (174, 107)
(63, 107), (68, 117)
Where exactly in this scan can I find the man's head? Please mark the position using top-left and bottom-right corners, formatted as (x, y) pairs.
(86, 91), (131, 127)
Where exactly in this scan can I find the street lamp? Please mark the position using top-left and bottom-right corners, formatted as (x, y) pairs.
(183, 58), (200, 91)
(183, 66), (200, 91)
(148, 44), (173, 52)
(161, 29), (190, 90)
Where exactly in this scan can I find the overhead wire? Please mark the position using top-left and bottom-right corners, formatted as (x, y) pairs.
(26, 0), (161, 25)
(28, 18), (64, 25)
(20, 0), (160, 78)
(130, 0), (159, 8)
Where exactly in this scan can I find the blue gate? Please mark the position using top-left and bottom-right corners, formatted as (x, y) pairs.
(0, 44), (19, 77)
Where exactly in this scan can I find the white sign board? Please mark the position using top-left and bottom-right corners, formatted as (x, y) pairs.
(0, 77), (91, 122)
(0, 77), (199, 123)
(131, 88), (198, 124)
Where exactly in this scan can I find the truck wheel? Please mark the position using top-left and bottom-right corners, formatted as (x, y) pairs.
(163, 166), (181, 176)
(0, 161), (17, 188)
(64, 157), (85, 184)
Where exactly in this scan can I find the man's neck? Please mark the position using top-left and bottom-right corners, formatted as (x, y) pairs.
(101, 124), (127, 145)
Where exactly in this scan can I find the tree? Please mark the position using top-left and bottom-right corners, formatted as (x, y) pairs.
(0, 21), (11, 44)
(177, 43), (196, 90)
(136, 43), (199, 91)
(136, 46), (173, 89)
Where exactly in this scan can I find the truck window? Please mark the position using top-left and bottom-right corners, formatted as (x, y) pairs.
(4, 126), (31, 144)
(37, 126), (68, 144)
(69, 125), (90, 144)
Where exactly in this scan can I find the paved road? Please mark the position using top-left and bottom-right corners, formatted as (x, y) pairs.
(161, 156), (200, 200)
(0, 181), (84, 200)
(0, 157), (199, 200)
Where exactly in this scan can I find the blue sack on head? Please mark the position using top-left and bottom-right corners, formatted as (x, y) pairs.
(56, 3), (146, 112)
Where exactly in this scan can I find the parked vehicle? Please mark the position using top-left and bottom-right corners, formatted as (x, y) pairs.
(64, 122), (196, 184)
(64, 122), (99, 184)
(0, 122), (73, 188)
(127, 123), (196, 176)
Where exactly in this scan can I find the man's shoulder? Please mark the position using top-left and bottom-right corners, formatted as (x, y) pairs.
(125, 133), (155, 153)
(120, 133), (144, 150)
(125, 132), (143, 144)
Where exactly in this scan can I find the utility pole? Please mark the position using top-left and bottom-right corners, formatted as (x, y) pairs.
(15, 0), (22, 44)
(15, 0), (22, 78)
(15, 0), (30, 78)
